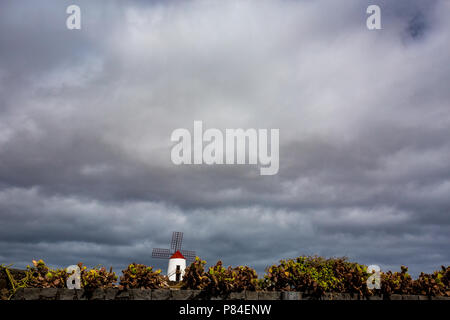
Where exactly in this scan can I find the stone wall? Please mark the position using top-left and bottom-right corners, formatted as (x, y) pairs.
(9, 288), (450, 300)
(2, 269), (449, 301)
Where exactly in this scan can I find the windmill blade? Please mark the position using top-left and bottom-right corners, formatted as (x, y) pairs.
(152, 248), (171, 259)
(171, 231), (183, 252)
(181, 250), (197, 262)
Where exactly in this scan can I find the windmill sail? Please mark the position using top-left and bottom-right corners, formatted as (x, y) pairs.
(171, 231), (184, 252)
(181, 250), (197, 262)
(152, 248), (171, 259)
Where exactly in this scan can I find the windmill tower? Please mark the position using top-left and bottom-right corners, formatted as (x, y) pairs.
(152, 231), (196, 282)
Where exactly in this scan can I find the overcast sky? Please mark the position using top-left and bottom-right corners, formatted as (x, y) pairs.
(0, 0), (449, 278)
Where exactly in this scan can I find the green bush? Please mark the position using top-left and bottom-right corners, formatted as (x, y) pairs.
(78, 263), (117, 290)
(119, 263), (169, 289)
(27, 260), (117, 290)
(181, 257), (209, 290)
(27, 259), (70, 288)
(181, 258), (259, 295)
(412, 266), (450, 297)
(380, 266), (413, 296)
(262, 256), (371, 296)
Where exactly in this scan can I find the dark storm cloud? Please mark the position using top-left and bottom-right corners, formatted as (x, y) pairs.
(0, 0), (449, 277)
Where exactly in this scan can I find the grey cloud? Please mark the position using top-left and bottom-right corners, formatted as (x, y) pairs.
(0, 0), (449, 278)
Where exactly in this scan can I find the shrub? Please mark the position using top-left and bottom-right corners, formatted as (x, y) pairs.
(332, 258), (372, 296)
(263, 256), (339, 294)
(181, 258), (260, 295)
(263, 256), (372, 296)
(380, 266), (413, 296)
(27, 259), (69, 288)
(79, 263), (117, 290)
(206, 261), (233, 295)
(26, 260), (117, 290)
(181, 257), (209, 290)
(119, 263), (169, 289)
(412, 266), (450, 297)
(229, 265), (259, 291)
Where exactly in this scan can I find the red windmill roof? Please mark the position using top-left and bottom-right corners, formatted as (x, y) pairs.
(170, 250), (186, 259)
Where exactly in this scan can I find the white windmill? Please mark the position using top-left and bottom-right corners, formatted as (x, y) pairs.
(152, 231), (196, 282)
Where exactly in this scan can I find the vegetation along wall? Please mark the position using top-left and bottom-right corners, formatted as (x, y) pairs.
(1, 256), (449, 300)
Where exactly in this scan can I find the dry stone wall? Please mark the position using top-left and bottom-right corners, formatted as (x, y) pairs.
(9, 288), (450, 300)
